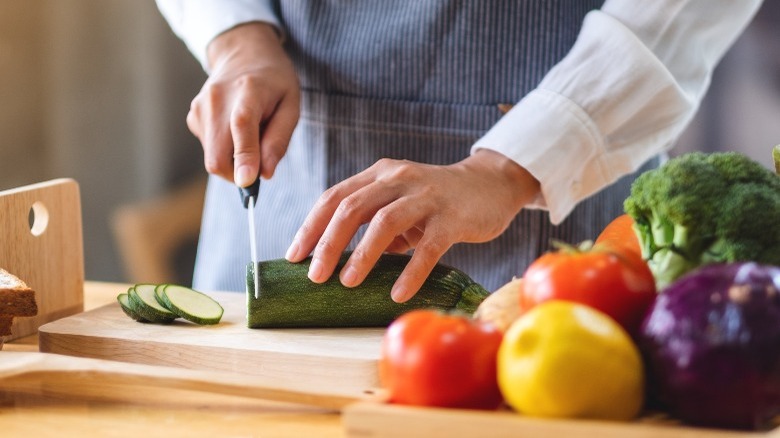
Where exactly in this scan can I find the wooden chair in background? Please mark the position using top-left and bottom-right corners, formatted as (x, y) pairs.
(111, 177), (207, 286)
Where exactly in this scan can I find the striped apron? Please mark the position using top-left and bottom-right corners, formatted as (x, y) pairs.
(193, 0), (658, 293)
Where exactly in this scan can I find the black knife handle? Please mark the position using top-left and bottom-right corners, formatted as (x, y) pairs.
(238, 178), (260, 209)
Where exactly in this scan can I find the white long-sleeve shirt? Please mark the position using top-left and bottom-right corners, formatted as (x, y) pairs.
(156, 0), (762, 224)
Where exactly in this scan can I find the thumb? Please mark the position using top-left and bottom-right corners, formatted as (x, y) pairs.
(231, 99), (262, 187)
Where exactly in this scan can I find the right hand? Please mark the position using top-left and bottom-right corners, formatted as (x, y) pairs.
(187, 22), (300, 187)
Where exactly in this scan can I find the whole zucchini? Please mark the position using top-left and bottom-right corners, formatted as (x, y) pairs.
(246, 252), (490, 328)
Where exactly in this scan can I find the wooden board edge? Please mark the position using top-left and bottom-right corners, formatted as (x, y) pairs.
(38, 331), (382, 392)
(0, 178), (80, 196)
(6, 303), (84, 342)
(341, 402), (779, 438)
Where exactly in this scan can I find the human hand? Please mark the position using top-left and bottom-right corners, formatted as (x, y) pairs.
(187, 22), (300, 187)
(285, 149), (541, 302)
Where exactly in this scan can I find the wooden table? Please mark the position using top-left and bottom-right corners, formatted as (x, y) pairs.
(2, 282), (343, 437)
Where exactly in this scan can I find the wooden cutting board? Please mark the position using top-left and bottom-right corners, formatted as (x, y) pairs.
(341, 403), (780, 438)
(38, 290), (385, 393)
(0, 179), (84, 340)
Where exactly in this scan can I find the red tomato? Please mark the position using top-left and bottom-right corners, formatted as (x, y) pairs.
(520, 243), (656, 337)
(379, 310), (504, 410)
(595, 214), (643, 259)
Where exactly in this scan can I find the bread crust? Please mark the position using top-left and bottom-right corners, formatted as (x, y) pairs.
(0, 315), (13, 336)
(0, 268), (39, 317)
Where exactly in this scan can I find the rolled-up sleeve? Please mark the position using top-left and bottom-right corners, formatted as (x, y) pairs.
(472, 0), (763, 224)
(156, 0), (281, 71)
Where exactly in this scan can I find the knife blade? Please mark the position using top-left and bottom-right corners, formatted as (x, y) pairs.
(239, 178), (261, 299)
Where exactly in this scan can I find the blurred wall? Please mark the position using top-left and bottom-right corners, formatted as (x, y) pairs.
(0, 0), (206, 283)
(673, 1), (780, 169)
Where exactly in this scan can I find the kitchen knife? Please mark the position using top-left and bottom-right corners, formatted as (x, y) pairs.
(239, 178), (261, 299)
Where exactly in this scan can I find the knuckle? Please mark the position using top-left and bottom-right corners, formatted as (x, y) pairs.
(415, 238), (448, 259)
(203, 156), (224, 175)
(334, 196), (361, 221)
(372, 207), (400, 230)
(373, 157), (395, 169)
(296, 220), (317, 239)
(315, 237), (339, 254)
(236, 74), (259, 91)
(230, 105), (255, 130)
(233, 149), (257, 163)
(348, 248), (371, 268)
(205, 86), (223, 108)
(318, 186), (343, 209)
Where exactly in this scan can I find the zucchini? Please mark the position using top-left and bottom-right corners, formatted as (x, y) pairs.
(128, 284), (178, 324)
(157, 284), (224, 325)
(247, 252), (490, 328)
(117, 283), (223, 326)
(117, 292), (148, 322)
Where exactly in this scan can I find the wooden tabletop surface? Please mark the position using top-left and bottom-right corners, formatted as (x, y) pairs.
(2, 281), (343, 437)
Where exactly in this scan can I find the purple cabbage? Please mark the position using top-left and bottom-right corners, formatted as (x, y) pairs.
(639, 262), (780, 430)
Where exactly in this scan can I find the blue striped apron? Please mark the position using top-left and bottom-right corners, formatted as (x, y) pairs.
(193, 0), (658, 293)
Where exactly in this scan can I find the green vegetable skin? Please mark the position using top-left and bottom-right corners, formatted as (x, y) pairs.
(246, 252), (490, 328)
(624, 151), (780, 289)
(774, 144), (780, 175)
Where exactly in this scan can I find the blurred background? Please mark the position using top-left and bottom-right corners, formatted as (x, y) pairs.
(1, 1), (778, 286)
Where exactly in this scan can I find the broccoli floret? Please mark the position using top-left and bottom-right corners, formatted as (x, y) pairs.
(624, 151), (780, 290)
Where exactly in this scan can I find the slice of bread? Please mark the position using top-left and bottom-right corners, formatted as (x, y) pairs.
(0, 268), (39, 317)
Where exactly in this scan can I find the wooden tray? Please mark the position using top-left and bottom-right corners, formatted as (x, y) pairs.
(38, 290), (385, 393)
(342, 402), (780, 437)
(0, 179), (84, 340)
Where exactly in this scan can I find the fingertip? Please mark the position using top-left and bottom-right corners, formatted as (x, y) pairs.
(234, 164), (257, 188)
(260, 155), (280, 180)
(339, 265), (359, 288)
(390, 285), (411, 303)
(307, 258), (325, 283)
(285, 239), (301, 262)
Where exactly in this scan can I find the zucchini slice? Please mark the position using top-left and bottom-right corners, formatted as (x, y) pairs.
(128, 283), (178, 324)
(117, 292), (148, 322)
(153, 283), (167, 307)
(158, 284), (224, 325)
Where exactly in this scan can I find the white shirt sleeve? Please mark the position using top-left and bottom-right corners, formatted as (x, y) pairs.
(472, 0), (763, 224)
(155, 0), (281, 72)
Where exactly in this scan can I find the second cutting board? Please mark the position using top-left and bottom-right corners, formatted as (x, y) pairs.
(38, 289), (385, 393)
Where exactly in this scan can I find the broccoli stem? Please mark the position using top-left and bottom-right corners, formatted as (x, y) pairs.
(774, 144), (780, 175)
(672, 224), (690, 252)
(649, 248), (697, 290)
(650, 210), (675, 247)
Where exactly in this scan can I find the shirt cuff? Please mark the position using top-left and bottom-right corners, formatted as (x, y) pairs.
(156, 0), (282, 72)
(471, 11), (694, 225)
(472, 89), (608, 225)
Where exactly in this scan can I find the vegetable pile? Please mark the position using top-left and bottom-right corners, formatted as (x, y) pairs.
(378, 150), (780, 433)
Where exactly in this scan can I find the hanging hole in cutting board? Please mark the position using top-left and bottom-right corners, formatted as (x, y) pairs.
(28, 201), (49, 236)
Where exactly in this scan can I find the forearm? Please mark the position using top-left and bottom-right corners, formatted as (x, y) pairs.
(473, 0), (763, 224)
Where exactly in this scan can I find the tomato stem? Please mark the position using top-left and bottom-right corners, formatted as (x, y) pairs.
(550, 239), (594, 254)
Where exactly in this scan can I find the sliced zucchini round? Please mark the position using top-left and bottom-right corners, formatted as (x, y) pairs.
(128, 284), (178, 324)
(117, 292), (149, 322)
(159, 284), (224, 325)
(153, 283), (167, 308)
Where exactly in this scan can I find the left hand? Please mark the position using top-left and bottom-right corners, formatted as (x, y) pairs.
(285, 149), (541, 302)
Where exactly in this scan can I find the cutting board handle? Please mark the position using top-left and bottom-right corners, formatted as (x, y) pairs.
(0, 351), (373, 410)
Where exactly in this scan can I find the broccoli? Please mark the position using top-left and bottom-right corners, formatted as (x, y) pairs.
(624, 151), (780, 289)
